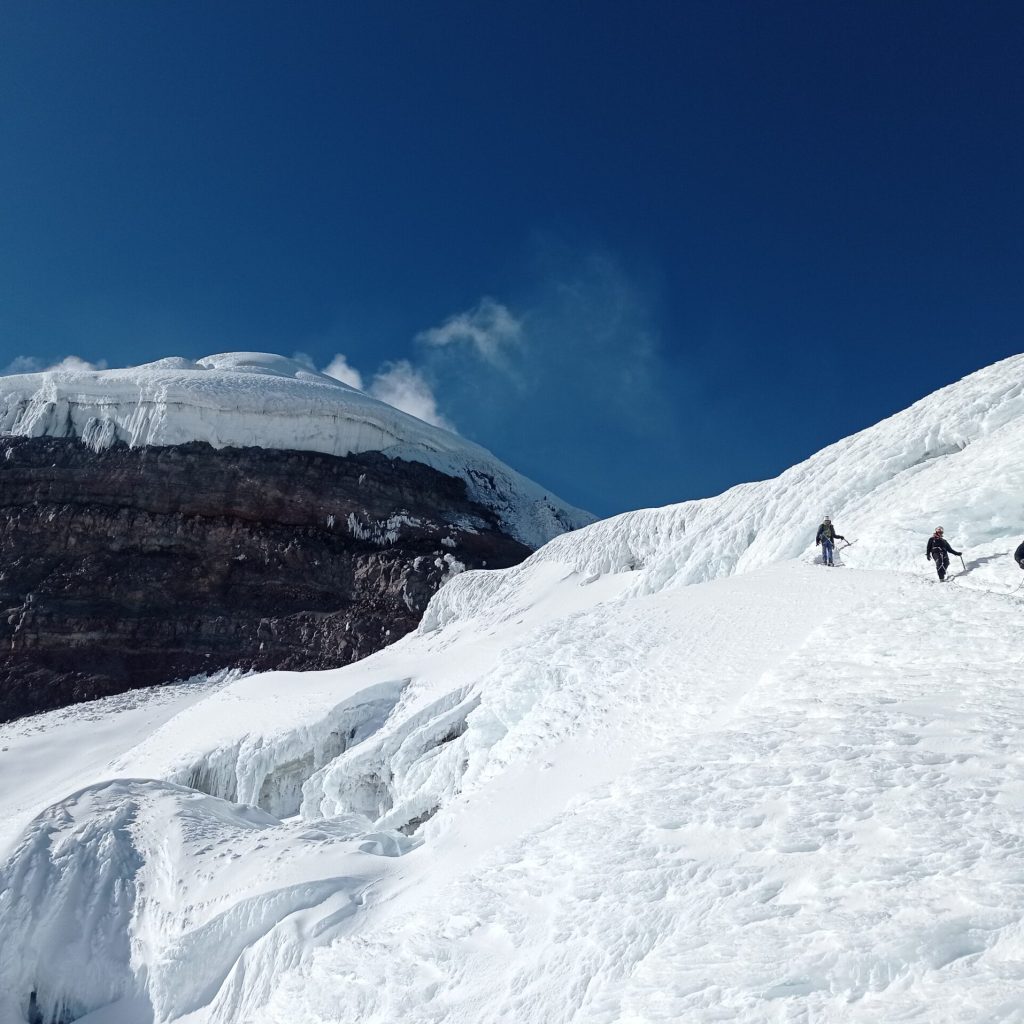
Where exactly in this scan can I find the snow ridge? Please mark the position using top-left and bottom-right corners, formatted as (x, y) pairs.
(0, 352), (591, 548)
(424, 352), (1024, 631)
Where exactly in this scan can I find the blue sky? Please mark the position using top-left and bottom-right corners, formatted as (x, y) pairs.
(1, 2), (1021, 517)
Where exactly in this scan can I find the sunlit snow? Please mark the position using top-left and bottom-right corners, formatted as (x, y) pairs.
(1, 356), (1023, 1023)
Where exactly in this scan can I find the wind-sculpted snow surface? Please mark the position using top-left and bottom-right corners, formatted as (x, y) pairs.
(0, 352), (589, 547)
(0, 780), (416, 1024)
(1, 355), (1024, 1023)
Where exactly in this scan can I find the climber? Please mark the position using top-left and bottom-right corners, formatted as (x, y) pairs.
(815, 515), (846, 567)
(926, 526), (962, 581)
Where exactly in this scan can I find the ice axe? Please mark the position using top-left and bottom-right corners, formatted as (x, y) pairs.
(959, 554), (967, 573)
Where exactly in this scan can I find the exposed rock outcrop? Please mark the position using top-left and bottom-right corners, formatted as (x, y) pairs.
(0, 437), (532, 721)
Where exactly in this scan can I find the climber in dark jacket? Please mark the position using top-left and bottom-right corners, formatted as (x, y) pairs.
(815, 515), (846, 566)
(1015, 540), (1024, 570)
(926, 527), (962, 581)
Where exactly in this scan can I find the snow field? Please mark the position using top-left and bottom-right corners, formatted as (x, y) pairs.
(259, 564), (893, 1023)
(6, 559), (1024, 1023)
(259, 568), (1024, 1024)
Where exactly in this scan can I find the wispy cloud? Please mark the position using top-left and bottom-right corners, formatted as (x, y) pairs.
(290, 351), (317, 372)
(321, 354), (364, 391)
(318, 353), (452, 430)
(1, 354), (108, 375)
(316, 300), (523, 431)
(314, 244), (671, 463)
(367, 360), (453, 430)
(530, 247), (670, 424)
(416, 297), (523, 369)
(413, 244), (671, 440)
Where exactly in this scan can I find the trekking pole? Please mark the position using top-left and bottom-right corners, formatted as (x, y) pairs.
(960, 555), (967, 573)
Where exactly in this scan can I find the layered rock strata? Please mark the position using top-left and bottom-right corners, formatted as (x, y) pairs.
(0, 437), (531, 721)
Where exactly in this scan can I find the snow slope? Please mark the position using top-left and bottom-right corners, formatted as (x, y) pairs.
(490, 351), (1024, 596)
(1, 355), (1023, 1024)
(0, 352), (590, 547)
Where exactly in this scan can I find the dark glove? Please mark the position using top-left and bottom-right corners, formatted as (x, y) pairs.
(953, 550), (962, 557)
(836, 535), (846, 542)
(926, 553), (931, 560)
(815, 539), (820, 546)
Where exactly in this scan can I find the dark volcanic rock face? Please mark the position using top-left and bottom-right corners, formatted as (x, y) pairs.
(0, 437), (532, 721)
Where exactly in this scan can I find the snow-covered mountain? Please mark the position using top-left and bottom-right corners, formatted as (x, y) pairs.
(0, 353), (591, 720)
(1, 355), (1023, 1024)
(0, 352), (590, 548)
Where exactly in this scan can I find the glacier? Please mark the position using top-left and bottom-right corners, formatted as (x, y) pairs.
(1, 354), (1023, 1023)
(0, 352), (591, 548)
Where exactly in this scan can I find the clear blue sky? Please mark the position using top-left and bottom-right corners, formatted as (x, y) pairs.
(1, 2), (1021, 517)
